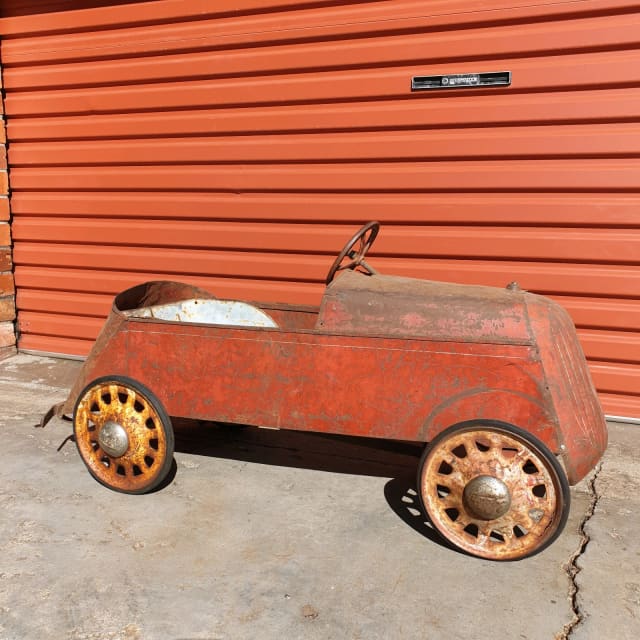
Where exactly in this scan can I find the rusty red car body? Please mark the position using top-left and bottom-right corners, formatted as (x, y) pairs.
(47, 222), (607, 560)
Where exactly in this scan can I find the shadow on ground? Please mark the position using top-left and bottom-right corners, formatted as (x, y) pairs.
(171, 418), (452, 551)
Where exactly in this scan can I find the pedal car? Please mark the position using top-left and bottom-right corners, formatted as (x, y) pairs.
(43, 222), (607, 560)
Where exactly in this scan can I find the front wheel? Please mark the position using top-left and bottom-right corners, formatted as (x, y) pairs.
(417, 421), (570, 560)
(73, 376), (174, 494)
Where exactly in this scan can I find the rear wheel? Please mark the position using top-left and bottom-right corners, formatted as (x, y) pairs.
(417, 421), (570, 560)
(73, 376), (174, 494)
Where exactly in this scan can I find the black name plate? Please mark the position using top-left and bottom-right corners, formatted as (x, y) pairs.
(411, 71), (511, 91)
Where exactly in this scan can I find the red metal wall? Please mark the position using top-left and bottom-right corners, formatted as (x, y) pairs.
(1, 0), (639, 418)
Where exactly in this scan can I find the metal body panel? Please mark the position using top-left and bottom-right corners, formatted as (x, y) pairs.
(318, 271), (532, 344)
(80, 321), (551, 442)
(57, 274), (606, 484)
(66, 296), (551, 441)
(526, 297), (608, 483)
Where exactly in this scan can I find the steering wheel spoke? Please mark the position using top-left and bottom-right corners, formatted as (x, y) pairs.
(325, 221), (380, 284)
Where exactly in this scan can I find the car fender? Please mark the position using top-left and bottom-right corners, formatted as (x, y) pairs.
(418, 387), (561, 453)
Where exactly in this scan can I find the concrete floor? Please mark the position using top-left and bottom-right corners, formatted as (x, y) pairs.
(0, 353), (638, 640)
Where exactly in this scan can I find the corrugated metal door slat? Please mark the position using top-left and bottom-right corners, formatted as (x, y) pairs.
(8, 89), (640, 140)
(10, 161), (640, 191)
(12, 220), (640, 264)
(4, 0), (637, 41)
(10, 192), (640, 225)
(11, 124), (640, 163)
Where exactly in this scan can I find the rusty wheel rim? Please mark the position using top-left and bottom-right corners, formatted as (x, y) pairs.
(419, 425), (568, 560)
(74, 379), (172, 493)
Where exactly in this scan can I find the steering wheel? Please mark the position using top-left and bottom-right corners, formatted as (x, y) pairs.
(325, 221), (380, 285)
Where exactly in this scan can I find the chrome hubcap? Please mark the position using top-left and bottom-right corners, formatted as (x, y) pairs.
(463, 475), (511, 520)
(98, 421), (129, 458)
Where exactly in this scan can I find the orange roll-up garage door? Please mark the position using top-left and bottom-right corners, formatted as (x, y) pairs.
(1, 0), (639, 418)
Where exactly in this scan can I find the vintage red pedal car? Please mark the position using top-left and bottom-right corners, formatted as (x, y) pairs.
(46, 222), (607, 560)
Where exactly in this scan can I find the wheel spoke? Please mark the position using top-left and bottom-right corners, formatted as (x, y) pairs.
(477, 522), (495, 543)
(499, 526), (516, 541)
(462, 441), (487, 464)
(117, 386), (133, 407)
(138, 407), (151, 422)
(443, 469), (466, 491)
(436, 490), (464, 511)
(452, 454), (479, 478)
(100, 455), (116, 474)
(87, 388), (108, 415)
(509, 448), (530, 467)
(524, 474), (551, 488)
(108, 384), (123, 406)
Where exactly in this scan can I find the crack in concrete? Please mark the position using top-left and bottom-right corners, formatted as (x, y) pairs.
(557, 462), (602, 640)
